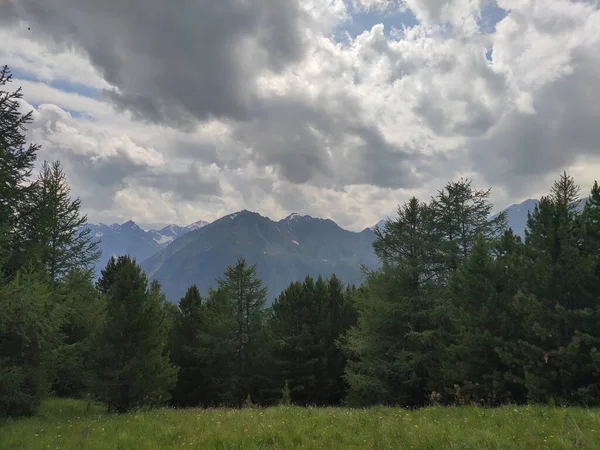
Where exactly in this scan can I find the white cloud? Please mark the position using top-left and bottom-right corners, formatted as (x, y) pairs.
(0, 25), (110, 89)
(2, 0), (600, 231)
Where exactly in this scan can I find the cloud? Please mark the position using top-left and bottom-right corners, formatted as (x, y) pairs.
(2, 0), (600, 232)
(7, 0), (309, 127)
(22, 98), (221, 215)
(470, 0), (600, 194)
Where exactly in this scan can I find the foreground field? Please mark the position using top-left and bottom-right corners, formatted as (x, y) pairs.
(1, 398), (600, 449)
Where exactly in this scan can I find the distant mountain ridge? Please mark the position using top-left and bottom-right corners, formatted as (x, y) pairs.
(141, 210), (378, 303)
(87, 196), (589, 299)
(498, 197), (587, 238)
(87, 219), (209, 276)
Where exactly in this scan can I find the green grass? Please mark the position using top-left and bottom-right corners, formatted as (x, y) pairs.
(1, 398), (600, 449)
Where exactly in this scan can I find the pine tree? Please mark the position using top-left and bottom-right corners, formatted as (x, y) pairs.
(92, 256), (177, 412)
(21, 161), (100, 283)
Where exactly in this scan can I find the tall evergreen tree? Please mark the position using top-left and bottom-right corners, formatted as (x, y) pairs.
(92, 256), (177, 412)
(501, 173), (599, 404)
(0, 268), (60, 417)
(170, 285), (209, 407)
(429, 178), (507, 283)
(269, 274), (356, 406)
(198, 286), (239, 406)
(21, 161), (100, 283)
(50, 269), (104, 397)
(96, 255), (132, 294)
(215, 258), (268, 406)
(0, 65), (39, 275)
(343, 198), (447, 407)
(269, 277), (325, 405)
(448, 236), (518, 405)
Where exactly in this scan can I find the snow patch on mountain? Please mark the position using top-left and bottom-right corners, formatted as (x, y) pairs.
(187, 220), (209, 230)
(155, 235), (174, 245)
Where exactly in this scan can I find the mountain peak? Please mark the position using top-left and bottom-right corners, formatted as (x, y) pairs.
(120, 220), (141, 231)
(186, 220), (209, 230)
(285, 213), (312, 221)
(225, 209), (259, 220)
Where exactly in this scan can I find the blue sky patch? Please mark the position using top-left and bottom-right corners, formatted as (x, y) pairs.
(478, 1), (508, 34)
(334, 3), (418, 43)
(10, 66), (99, 99)
(334, 0), (509, 43)
(50, 78), (98, 99)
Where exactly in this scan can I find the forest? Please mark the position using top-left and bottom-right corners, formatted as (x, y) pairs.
(2, 63), (600, 418)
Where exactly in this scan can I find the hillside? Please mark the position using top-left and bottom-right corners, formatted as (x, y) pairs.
(141, 210), (378, 303)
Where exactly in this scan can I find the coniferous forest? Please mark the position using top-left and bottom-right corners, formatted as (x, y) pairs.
(3, 64), (600, 418)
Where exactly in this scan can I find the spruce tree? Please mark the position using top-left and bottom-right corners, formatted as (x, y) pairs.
(448, 236), (517, 405)
(198, 286), (238, 406)
(21, 161), (100, 283)
(269, 277), (324, 405)
(96, 255), (132, 294)
(504, 173), (598, 404)
(215, 258), (267, 406)
(322, 275), (356, 404)
(170, 285), (209, 407)
(50, 269), (104, 398)
(0, 268), (60, 417)
(92, 256), (177, 412)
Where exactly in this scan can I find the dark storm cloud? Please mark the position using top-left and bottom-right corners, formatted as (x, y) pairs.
(469, 48), (600, 195)
(0, 2), (17, 25)
(5, 0), (435, 191)
(137, 163), (222, 202)
(231, 94), (425, 189)
(161, 138), (219, 166)
(8, 0), (308, 125)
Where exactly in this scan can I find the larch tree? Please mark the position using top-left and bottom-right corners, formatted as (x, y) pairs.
(22, 161), (100, 283)
(0, 65), (39, 274)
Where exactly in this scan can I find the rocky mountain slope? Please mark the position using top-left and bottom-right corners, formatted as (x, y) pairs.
(141, 210), (378, 303)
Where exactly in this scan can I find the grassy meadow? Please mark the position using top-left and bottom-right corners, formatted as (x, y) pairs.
(1, 398), (600, 449)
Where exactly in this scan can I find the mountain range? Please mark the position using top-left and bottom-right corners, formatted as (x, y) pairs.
(87, 197), (588, 303)
(87, 220), (208, 277)
(141, 211), (378, 303)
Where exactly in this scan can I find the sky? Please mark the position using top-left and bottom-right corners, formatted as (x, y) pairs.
(1, 0), (600, 231)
